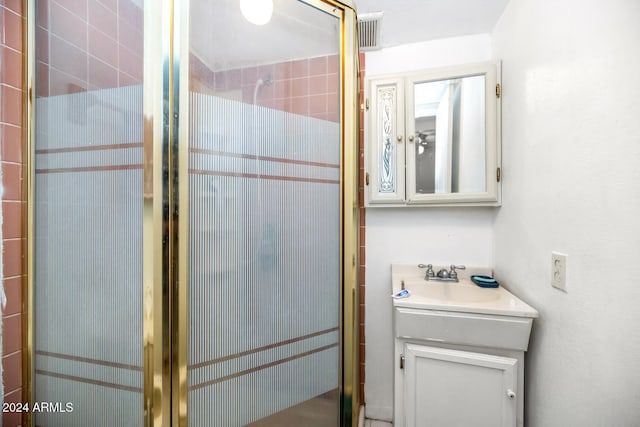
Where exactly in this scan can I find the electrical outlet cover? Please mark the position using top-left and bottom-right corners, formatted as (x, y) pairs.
(551, 252), (567, 291)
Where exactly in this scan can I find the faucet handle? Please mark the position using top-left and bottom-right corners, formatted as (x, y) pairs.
(418, 263), (435, 279)
(449, 264), (466, 280)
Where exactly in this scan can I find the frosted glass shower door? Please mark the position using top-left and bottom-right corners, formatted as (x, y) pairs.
(187, 1), (342, 425)
(32, 1), (145, 425)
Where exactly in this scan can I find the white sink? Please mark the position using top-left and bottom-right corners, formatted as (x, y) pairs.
(392, 264), (539, 350)
(392, 264), (538, 318)
(406, 280), (501, 304)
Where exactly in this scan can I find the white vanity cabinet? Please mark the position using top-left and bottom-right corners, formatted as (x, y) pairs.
(391, 264), (538, 427)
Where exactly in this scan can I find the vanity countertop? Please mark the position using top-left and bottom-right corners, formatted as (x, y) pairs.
(392, 264), (539, 318)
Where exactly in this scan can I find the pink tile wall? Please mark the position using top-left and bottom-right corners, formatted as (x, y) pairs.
(191, 54), (341, 123)
(1, 0), (25, 425)
(37, 0), (143, 97)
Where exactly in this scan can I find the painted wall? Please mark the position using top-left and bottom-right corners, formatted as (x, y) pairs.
(363, 34), (497, 421)
(491, 0), (640, 425)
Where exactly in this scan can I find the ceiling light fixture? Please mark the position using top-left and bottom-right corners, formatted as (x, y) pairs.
(240, 0), (274, 26)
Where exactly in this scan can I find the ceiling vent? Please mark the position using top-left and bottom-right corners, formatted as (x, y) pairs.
(357, 12), (383, 51)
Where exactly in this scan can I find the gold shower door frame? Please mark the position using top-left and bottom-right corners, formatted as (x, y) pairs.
(24, 0), (360, 425)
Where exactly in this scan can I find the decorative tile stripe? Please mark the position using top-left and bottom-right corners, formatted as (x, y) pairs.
(189, 169), (339, 184)
(36, 350), (143, 372)
(35, 370), (142, 394)
(190, 148), (340, 169)
(189, 343), (338, 392)
(35, 164), (143, 173)
(189, 327), (339, 371)
(35, 142), (143, 154)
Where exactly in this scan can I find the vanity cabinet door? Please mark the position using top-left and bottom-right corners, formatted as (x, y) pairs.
(403, 344), (517, 427)
(367, 77), (406, 204)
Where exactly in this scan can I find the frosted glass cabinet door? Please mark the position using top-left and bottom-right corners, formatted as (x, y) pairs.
(367, 77), (406, 204)
(403, 344), (517, 427)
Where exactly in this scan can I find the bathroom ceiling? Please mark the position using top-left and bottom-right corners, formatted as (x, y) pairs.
(190, 0), (339, 71)
(355, 0), (510, 48)
(189, 0), (510, 72)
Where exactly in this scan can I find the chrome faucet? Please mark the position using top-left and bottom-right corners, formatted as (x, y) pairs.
(418, 264), (466, 282)
(418, 263), (435, 279)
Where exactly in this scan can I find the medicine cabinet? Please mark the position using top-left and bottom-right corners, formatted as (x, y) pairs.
(364, 62), (501, 207)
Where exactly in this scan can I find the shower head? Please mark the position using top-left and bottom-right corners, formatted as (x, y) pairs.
(253, 75), (274, 105)
(257, 75), (273, 86)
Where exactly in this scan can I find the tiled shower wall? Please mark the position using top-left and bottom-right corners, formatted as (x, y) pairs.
(36, 0), (143, 97)
(1, 0), (26, 426)
(190, 53), (341, 123)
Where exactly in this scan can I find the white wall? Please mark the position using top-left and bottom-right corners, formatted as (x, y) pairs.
(458, 76), (486, 192)
(491, 0), (640, 425)
(366, 34), (493, 76)
(364, 34), (497, 421)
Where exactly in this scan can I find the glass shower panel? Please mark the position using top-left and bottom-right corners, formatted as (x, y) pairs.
(187, 1), (341, 425)
(33, 1), (144, 425)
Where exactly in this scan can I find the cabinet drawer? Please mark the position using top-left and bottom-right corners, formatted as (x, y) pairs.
(395, 307), (533, 351)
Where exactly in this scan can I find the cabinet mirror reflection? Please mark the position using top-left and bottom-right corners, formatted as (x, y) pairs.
(412, 75), (486, 194)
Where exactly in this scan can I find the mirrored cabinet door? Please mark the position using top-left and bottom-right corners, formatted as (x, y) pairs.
(368, 77), (406, 204)
(405, 65), (498, 204)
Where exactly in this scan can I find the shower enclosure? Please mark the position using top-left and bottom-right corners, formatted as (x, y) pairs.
(25, 1), (360, 425)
